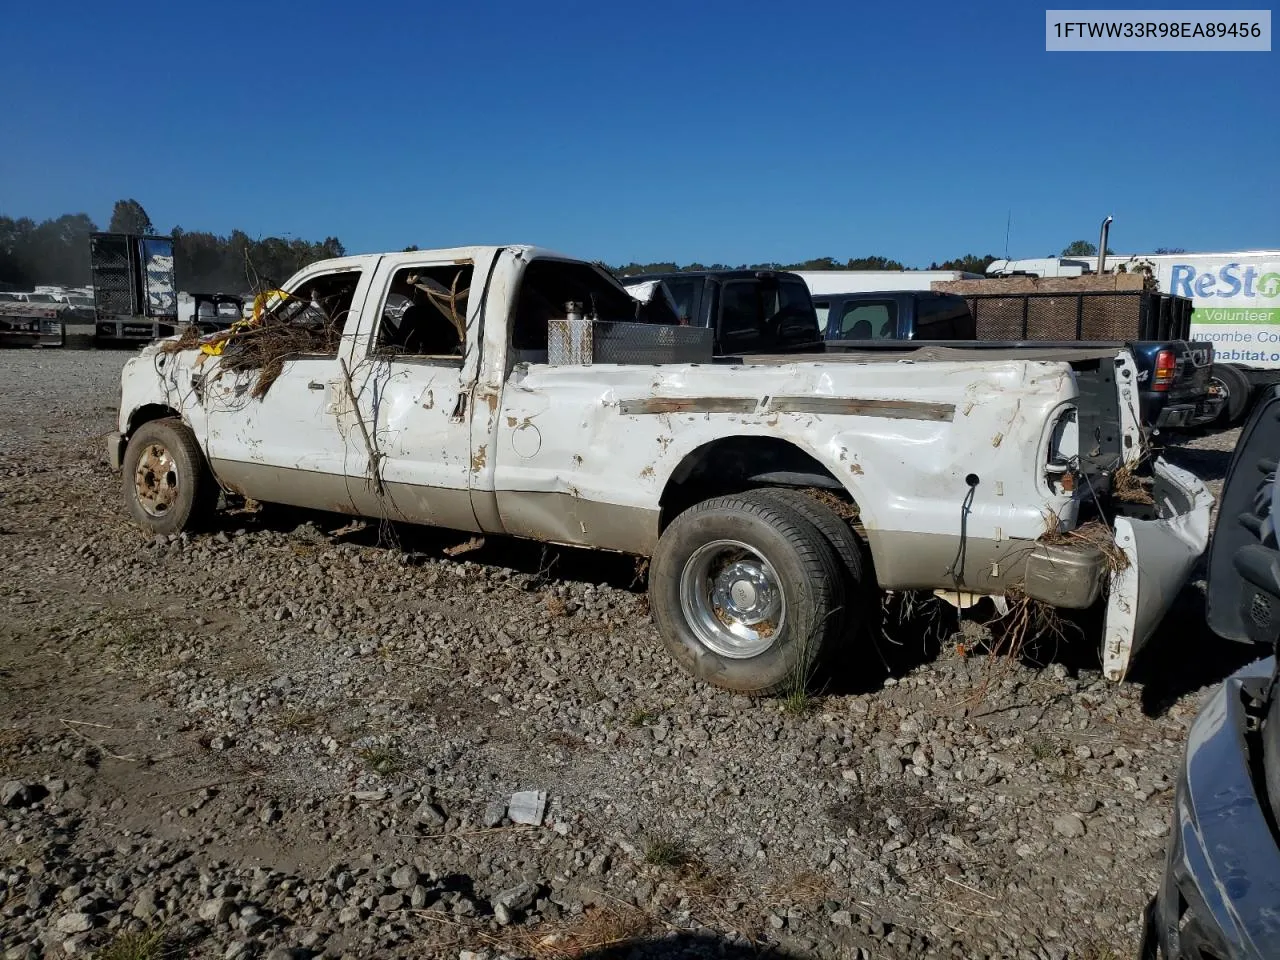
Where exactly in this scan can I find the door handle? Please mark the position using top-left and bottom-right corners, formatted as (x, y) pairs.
(308, 381), (325, 391)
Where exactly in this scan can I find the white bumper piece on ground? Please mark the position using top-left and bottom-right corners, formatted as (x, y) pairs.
(1102, 458), (1214, 680)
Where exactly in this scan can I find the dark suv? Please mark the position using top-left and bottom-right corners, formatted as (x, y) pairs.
(620, 270), (822, 356)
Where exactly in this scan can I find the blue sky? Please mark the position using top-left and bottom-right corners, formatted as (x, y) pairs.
(2, 0), (1275, 266)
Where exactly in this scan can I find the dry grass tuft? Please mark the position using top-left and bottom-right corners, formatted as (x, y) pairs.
(765, 869), (836, 907)
(512, 904), (653, 959)
(1040, 519), (1130, 574)
(642, 833), (692, 868)
(630, 556), (650, 589)
(357, 745), (406, 775)
(781, 687), (821, 716)
(626, 708), (657, 728)
(97, 926), (169, 960)
(1027, 735), (1059, 762)
(963, 588), (1082, 706)
(0, 727), (28, 754)
(544, 592), (568, 618)
(276, 708), (320, 733)
(160, 307), (346, 399)
(1112, 463), (1156, 505)
(803, 487), (860, 520)
(157, 325), (202, 354)
(223, 320), (345, 398)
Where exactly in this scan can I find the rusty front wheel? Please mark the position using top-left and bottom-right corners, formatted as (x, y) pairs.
(122, 418), (218, 535)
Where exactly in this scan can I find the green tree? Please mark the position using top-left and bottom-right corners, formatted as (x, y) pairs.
(0, 216), (37, 286)
(931, 254), (997, 274)
(1061, 240), (1114, 257)
(0, 213), (97, 285)
(840, 255), (905, 271)
(108, 199), (154, 235)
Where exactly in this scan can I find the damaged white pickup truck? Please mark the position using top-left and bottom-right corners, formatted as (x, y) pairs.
(109, 246), (1211, 693)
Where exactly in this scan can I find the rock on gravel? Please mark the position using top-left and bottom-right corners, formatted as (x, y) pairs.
(390, 865), (418, 890)
(1053, 814), (1088, 839)
(54, 912), (95, 934)
(1, 781), (46, 808)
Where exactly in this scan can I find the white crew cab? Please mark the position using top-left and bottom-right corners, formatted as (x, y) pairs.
(109, 246), (1211, 692)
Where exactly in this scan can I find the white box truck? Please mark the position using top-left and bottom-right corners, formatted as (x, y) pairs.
(795, 270), (983, 296)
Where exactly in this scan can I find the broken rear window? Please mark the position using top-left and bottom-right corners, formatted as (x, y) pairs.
(511, 260), (641, 353)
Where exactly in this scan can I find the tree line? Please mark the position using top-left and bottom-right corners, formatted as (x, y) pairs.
(4, 198), (1181, 293)
(611, 254), (1001, 276)
(0, 200), (344, 293)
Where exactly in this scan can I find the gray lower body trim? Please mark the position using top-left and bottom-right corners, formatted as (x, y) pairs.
(349, 480), (481, 533)
(497, 491), (659, 554)
(207, 460), (655, 553)
(209, 459), (358, 515)
(867, 529), (1105, 609)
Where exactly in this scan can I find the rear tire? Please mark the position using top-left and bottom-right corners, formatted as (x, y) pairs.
(1214, 363), (1252, 427)
(122, 418), (219, 535)
(649, 492), (845, 694)
(748, 487), (866, 635)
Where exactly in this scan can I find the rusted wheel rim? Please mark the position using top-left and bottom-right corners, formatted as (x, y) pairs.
(134, 443), (180, 517)
(679, 539), (786, 659)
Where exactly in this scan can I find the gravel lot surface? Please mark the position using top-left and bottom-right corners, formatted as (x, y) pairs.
(0, 351), (1257, 959)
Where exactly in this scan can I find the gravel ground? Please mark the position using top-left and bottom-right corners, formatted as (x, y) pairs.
(0, 351), (1256, 960)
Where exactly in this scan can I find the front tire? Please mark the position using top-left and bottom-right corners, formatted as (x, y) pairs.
(649, 492), (845, 694)
(121, 418), (219, 535)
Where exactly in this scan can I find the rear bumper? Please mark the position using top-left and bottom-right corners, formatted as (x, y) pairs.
(1139, 658), (1280, 960)
(871, 458), (1210, 628)
(1023, 458), (1211, 681)
(1154, 397), (1225, 429)
(0, 321), (64, 348)
(1101, 458), (1213, 680)
(95, 320), (178, 343)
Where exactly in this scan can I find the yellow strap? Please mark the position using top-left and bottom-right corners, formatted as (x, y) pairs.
(252, 289), (291, 323)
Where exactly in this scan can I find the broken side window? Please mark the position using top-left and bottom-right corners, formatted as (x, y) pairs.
(373, 264), (473, 363)
(261, 269), (363, 356)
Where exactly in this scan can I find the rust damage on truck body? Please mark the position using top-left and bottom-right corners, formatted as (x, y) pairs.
(619, 397), (757, 416)
(766, 396), (956, 422)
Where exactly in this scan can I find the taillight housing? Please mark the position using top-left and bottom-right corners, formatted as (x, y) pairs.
(1153, 349), (1176, 392)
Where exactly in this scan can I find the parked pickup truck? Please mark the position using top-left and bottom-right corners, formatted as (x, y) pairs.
(812, 289), (1218, 430)
(109, 245), (1212, 694)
